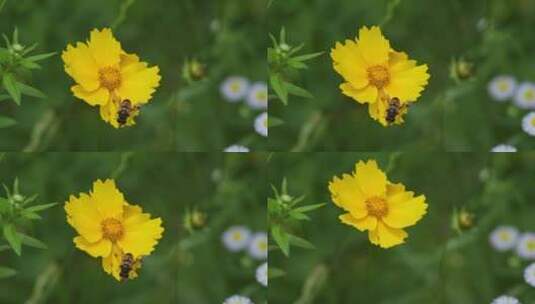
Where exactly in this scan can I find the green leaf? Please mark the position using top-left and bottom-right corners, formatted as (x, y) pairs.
(0, 197), (9, 213)
(25, 52), (56, 62)
(21, 211), (42, 220)
(24, 202), (57, 213)
(287, 59), (308, 69)
(288, 210), (310, 221)
(271, 224), (290, 257)
(0, 245), (11, 252)
(293, 203), (326, 213)
(3, 224), (22, 255)
(292, 52), (324, 62)
(0, 94), (11, 102)
(268, 267), (286, 279)
(288, 234), (315, 250)
(20, 233), (47, 249)
(19, 83), (46, 99)
(0, 266), (16, 279)
(285, 82), (314, 99)
(0, 116), (16, 128)
(268, 116), (284, 128)
(2, 74), (21, 105)
(19, 58), (41, 70)
(270, 74), (288, 105)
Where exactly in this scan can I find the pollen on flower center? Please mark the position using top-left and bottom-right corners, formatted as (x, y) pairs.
(365, 196), (388, 217)
(367, 65), (390, 88)
(101, 218), (124, 241)
(99, 67), (121, 90)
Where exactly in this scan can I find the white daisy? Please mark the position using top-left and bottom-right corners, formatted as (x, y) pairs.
(223, 295), (254, 304)
(491, 144), (517, 152)
(246, 82), (268, 110)
(254, 112), (268, 137)
(224, 145), (250, 153)
(220, 76), (249, 102)
(248, 232), (268, 260)
(491, 295), (521, 304)
(222, 226), (251, 252)
(255, 262), (267, 287)
(524, 262), (535, 287)
(489, 226), (519, 251)
(515, 82), (535, 109)
(488, 75), (516, 102)
(517, 233), (535, 259)
(522, 112), (535, 136)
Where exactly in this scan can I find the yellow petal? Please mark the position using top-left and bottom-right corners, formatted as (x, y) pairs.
(339, 213), (377, 231)
(341, 83), (378, 104)
(99, 100), (120, 128)
(64, 193), (103, 242)
(91, 179), (124, 219)
(384, 193), (427, 228)
(74, 236), (112, 257)
(117, 54), (161, 104)
(102, 245), (123, 281)
(367, 98), (388, 126)
(357, 26), (390, 66)
(331, 40), (369, 89)
(71, 85), (109, 106)
(386, 51), (430, 102)
(328, 174), (367, 219)
(354, 160), (387, 197)
(117, 205), (164, 257)
(375, 221), (407, 248)
(62, 42), (100, 91)
(87, 28), (122, 68)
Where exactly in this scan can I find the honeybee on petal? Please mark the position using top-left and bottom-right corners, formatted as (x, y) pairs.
(119, 253), (141, 281)
(117, 99), (139, 127)
(385, 97), (408, 125)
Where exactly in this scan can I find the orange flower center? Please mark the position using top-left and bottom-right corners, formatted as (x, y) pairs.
(101, 218), (124, 241)
(365, 196), (388, 218)
(99, 67), (121, 90)
(367, 65), (390, 89)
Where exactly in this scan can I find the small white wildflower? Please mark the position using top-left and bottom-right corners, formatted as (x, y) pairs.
(488, 75), (516, 102)
(248, 232), (268, 260)
(521, 112), (535, 136)
(220, 76), (249, 102)
(524, 262), (535, 287)
(491, 295), (521, 304)
(246, 82), (267, 110)
(224, 145), (250, 153)
(256, 262), (267, 287)
(254, 112), (268, 137)
(489, 226), (519, 251)
(222, 226), (251, 252)
(491, 144), (517, 152)
(515, 82), (535, 109)
(517, 233), (535, 259)
(223, 295), (254, 304)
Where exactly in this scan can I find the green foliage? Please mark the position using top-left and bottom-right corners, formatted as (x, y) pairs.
(0, 179), (56, 256)
(269, 178), (325, 257)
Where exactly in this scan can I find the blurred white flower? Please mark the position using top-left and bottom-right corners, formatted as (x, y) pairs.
(515, 82), (535, 109)
(254, 112), (268, 137)
(256, 262), (267, 287)
(248, 232), (268, 260)
(491, 295), (521, 304)
(517, 233), (535, 259)
(223, 295), (254, 304)
(489, 226), (519, 251)
(491, 144), (517, 152)
(521, 112), (535, 136)
(221, 76), (249, 102)
(224, 145), (250, 153)
(246, 82), (268, 110)
(524, 262), (535, 287)
(488, 75), (516, 102)
(222, 226), (251, 252)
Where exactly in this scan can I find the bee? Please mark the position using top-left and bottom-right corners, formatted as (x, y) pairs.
(119, 253), (135, 281)
(385, 97), (407, 124)
(117, 99), (138, 127)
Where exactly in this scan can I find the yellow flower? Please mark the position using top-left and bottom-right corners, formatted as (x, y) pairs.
(65, 179), (164, 280)
(328, 160), (427, 248)
(331, 26), (430, 126)
(62, 28), (161, 128)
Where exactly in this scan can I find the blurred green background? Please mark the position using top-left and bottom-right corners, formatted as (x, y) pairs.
(268, 152), (535, 303)
(0, 152), (267, 304)
(0, 0), (266, 151)
(268, 0), (535, 151)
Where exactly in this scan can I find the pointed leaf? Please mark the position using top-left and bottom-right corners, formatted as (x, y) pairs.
(270, 74), (288, 105)
(25, 52), (56, 62)
(0, 116), (16, 128)
(3, 224), (22, 255)
(24, 202), (57, 213)
(0, 197), (9, 213)
(292, 52), (324, 62)
(2, 74), (21, 105)
(0, 266), (16, 279)
(285, 82), (314, 99)
(271, 225), (290, 257)
(20, 233), (47, 249)
(293, 203), (326, 213)
(288, 234), (315, 249)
